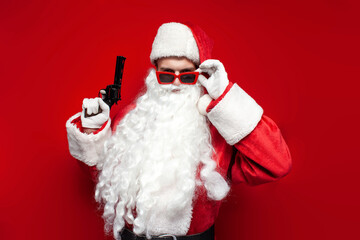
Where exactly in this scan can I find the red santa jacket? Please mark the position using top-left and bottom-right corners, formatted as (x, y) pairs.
(66, 81), (292, 235)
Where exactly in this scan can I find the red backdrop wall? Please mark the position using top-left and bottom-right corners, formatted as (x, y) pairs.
(1, 0), (359, 239)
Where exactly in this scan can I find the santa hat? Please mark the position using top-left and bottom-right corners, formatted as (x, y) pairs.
(150, 22), (214, 65)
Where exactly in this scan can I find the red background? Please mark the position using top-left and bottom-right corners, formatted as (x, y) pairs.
(1, 0), (359, 239)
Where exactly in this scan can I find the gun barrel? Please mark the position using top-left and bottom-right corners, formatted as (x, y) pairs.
(114, 56), (126, 86)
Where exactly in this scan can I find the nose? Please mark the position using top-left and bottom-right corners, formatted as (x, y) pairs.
(173, 71), (181, 86)
(173, 77), (181, 86)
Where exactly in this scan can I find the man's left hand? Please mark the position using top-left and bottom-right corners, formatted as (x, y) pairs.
(198, 59), (229, 99)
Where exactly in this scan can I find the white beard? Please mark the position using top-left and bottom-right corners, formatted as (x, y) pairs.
(95, 69), (229, 239)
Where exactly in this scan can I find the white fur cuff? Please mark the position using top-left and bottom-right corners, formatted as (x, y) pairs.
(66, 112), (111, 166)
(207, 84), (263, 145)
(197, 94), (213, 116)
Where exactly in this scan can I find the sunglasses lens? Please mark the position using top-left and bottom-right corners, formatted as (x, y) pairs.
(159, 73), (175, 83)
(180, 74), (197, 83)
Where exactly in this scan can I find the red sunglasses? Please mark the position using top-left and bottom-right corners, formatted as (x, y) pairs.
(156, 71), (200, 85)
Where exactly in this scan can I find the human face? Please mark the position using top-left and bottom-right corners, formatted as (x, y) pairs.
(156, 57), (197, 87)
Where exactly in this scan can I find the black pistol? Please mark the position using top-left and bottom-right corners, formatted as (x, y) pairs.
(101, 56), (126, 108)
(85, 56), (126, 118)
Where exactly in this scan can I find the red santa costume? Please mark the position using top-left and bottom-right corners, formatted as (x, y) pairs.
(66, 22), (292, 239)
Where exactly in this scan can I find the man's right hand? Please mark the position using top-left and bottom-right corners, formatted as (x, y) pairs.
(81, 97), (110, 129)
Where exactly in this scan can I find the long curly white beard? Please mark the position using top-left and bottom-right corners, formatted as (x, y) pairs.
(95, 69), (229, 239)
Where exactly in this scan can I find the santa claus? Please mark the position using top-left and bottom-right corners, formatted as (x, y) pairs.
(66, 22), (292, 240)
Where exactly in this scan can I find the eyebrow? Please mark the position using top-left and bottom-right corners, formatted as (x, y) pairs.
(180, 68), (196, 73)
(159, 68), (175, 72)
(159, 67), (196, 73)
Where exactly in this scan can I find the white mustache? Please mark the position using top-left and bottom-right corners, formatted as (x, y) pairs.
(161, 84), (188, 92)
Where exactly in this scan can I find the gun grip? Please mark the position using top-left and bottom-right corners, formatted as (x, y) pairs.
(84, 106), (102, 118)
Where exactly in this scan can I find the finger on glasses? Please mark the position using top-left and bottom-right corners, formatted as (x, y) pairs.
(196, 68), (210, 79)
(199, 59), (225, 72)
(197, 74), (209, 88)
(198, 65), (215, 76)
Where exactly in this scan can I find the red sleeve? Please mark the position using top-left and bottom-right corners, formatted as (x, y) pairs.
(229, 115), (292, 185)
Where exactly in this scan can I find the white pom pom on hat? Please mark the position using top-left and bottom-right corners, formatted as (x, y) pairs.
(150, 22), (214, 65)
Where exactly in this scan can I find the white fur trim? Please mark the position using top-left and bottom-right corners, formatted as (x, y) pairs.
(146, 197), (193, 236)
(150, 22), (199, 64)
(207, 84), (263, 145)
(197, 94), (213, 116)
(66, 112), (111, 166)
(203, 171), (230, 201)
